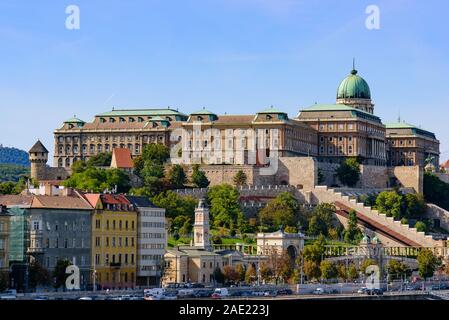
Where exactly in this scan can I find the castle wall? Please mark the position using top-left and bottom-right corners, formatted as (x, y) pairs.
(389, 166), (423, 193)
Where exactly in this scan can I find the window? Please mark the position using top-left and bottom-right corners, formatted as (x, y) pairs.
(32, 221), (40, 230)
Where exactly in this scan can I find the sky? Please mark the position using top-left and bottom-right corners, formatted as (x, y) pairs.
(1, 0), (449, 161)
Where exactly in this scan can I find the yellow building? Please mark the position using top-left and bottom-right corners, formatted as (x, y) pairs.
(85, 194), (137, 290)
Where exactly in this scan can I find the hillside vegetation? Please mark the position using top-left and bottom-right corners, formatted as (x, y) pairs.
(0, 146), (30, 166)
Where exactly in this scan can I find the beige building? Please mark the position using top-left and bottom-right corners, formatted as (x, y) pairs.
(0, 205), (10, 274)
(386, 122), (440, 167)
(256, 230), (305, 260)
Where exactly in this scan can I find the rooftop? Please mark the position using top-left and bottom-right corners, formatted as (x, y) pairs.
(111, 148), (134, 169)
(29, 140), (49, 154)
(96, 108), (187, 117)
(299, 104), (381, 122)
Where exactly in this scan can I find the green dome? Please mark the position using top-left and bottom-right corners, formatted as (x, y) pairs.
(337, 69), (371, 100)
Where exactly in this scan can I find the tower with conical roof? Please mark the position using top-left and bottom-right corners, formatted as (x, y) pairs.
(336, 62), (374, 114)
(193, 198), (212, 251)
(29, 140), (49, 181)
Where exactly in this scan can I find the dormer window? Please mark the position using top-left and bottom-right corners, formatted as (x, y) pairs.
(129, 117), (135, 122)
(119, 117), (126, 123)
(138, 117), (144, 122)
(266, 114), (272, 120)
(197, 116), (203, 121)
(109, 118), (115, 123)
(100, 118), (106, 123)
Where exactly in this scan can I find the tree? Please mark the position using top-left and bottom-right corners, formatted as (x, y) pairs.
(235, 264), (246, 283)
(152, 191), (197, 219)
(245, 264), (257, 284)
(259, 262), (272, 283)
(168, 164), (187, 189)
(87, 152), (112, 167)
(317, 168), (325, 185)
(303, 260), (321, 281)
(213, 267), (225, 285)
(387, 260), (410, 280)
(348, 264), (358, 281)
(417, 249), (441, 280)
(375, 190), (403, 219)
(0, 272), (8, 292)
(223, 265), (240, 284)
(142, 144), (170, 164)
(414, 221), (427, 233)
(191, 164), (210, 188)
(233, 170), (247, 187)
(343, 210), (363, 244)
(404, 193), (426, 218)
(302, 235), (326, 264)
(360, 259), (377, 274)
(179, 218), (193, 237)
(29, 260), (51, 289)
(63, 167), (130, 193)
(307, 215), (328, 237)
(71, 160), (87, 174)
(53, 259), (72, 289)
(207, 184), (243, 229)
(336, 158), (360, 187)
(320, 260), (338, 281)
(259, 192), (299, 230)
(307, 203), (336, 237)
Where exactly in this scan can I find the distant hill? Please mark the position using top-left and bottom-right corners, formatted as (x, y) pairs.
(0, 164), (30, 182)
(0, 145), (30, 166)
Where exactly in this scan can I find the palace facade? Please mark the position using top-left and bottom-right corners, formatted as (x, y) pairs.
(52, 66), (440, 170)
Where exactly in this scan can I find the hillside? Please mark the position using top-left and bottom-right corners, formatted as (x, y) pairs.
(0, 145), (30, 166)
(0, 164), (30, 182)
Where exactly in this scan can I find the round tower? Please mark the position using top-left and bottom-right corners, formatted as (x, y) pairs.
(29, 140), (49, 181)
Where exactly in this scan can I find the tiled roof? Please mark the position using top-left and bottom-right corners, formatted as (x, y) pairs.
(31, 195), (93, 210)
(126, 196), (159, 208)
(29, 140), (49, 153)
(0, 195), (34, 207)
(100, 194), (131, 206)
(82, 193), (101, 208)
(441, 160), (449, 169)
(111, 148), (134, 169)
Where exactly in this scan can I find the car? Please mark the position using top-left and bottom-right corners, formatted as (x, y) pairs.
(33, 296), (50, 301)
(313, 288), (324, 295)
(0, 289), (17, 300)
(79, 296), (93, 301)
(367, 288), (383, 296)
(212, 288), (231, 299)
(277, 289), (293, 296)
(357, 287), (368, 294)
(193, 290), (212, 298)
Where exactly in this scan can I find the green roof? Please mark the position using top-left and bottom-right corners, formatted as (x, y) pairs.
(385, 122), (436, 139)
(148, 116), (168, 121)
(96, 108), (186, 117)
(190, 108), (216, 115)
(64, 116), (85, 123)
(300, 104), (381, 123)
(257, 106), (286, 114)
(337, 69), (371, 100)
(385, 122), (417, 129)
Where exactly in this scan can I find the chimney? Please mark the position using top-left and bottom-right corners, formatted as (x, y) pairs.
(44, 183), (53, 196)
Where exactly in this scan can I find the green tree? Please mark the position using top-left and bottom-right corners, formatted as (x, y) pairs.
(343, 210), (363, 244)
(152, 191), (197, 219)
(87, 152), (112, 167)
(53, 259), (72, 289)
(375, 190), (403, 219)
(179, 218), (193, 237)
(414, 221), (427, 233)
(168, 164), (187, 189)
(348, 264), (359, 281)
(207, 184), (243, 229)
(302, 235), (326, 263)
(191, 164), (210, 188)
(303, 260), (321, 281)
(71, 160), (87, 174)
(405, 193), (426, 218)
(233, 170), (247, 187)
(142, 144), (170, 164)
(320, 260), (338, 281)
(423, 172), (449, 211)
(213, 267), (225, 285)
(259, 192), (299, 230)
(259, 262), (272, 283)
(387, 260), (410, 280)
(336, 158), (360, 187)
(360, 259), (377, 274)
(317, 168), (325, 185)
(417, 249), (441, 280)
(0, 181), (18, 195)
(307, 203), (336, 236)
(63, 167), (130, 193)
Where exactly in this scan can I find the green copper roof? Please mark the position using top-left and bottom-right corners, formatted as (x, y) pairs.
(337, 69), (371, 100)
(190, 108), (216, 115)
(385, 122), (436, 139)
(96, 108), (187, 117)
(257, 106), (286, 114)
(64, 116), (85, 123)
(148, 116), (168, 121)
(300, 104), (381, 123)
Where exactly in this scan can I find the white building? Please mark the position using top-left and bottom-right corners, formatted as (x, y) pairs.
(127, 196), (167, 287)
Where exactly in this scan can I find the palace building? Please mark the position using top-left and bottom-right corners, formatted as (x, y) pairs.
(51, 65), (439, 173)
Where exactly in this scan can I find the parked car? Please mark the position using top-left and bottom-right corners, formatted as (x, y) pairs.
(0, 289), (17, 300)
(212, 288), (231, 299)
(367, 288), (383, 296)
(313, 288), (324, 295)
(277, 289), (293, 296)
(193, 290), (212, 298)
(357, 287), (368, 294)
(79, 296), (93, 301)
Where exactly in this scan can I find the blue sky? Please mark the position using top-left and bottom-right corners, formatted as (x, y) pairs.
(1, 0), (449, 161)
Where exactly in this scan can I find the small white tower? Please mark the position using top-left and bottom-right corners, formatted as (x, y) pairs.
(193, 198), (211, 251)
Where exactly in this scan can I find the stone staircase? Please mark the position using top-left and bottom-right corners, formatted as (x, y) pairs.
(311, 186), (446, 249)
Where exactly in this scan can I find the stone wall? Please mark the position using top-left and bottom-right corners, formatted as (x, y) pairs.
(317, 162), (388, 189)
(425, 204), (449, 231)
(389, 166), (423, 193)
(276, 157), (317, 190)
